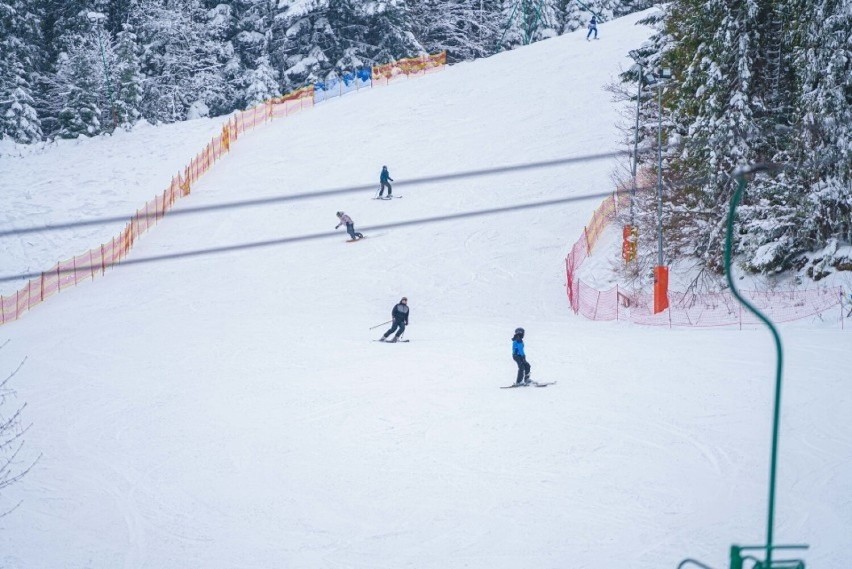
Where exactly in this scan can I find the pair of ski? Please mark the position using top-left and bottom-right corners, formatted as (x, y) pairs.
(373, 339), (409, 343)
(372, 195), (402, 200)
(500, 380), (556, 389)
(346, 236), (367, 242)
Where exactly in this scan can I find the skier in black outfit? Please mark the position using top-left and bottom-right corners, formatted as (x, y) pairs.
(378, 166), (394, 198)
(380, 297), (409, 342)
(512, 327), (531, 385)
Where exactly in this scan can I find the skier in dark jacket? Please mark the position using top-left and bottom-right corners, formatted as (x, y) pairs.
(335, 211), (364, 240)
(512, 327), (531, 385)
(380, 297), (409, 342)
(586, 16), (598, 40)
(378, 166), (394, 198)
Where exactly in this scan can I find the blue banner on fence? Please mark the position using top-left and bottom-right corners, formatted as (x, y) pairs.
(314, 68), (372, 103)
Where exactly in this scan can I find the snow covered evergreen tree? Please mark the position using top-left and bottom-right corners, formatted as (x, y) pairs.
(132, 0), (231, 122)
(222, 0), (281, 108)
(112, 23), (144, 128)
(269, 1), (342, 92)
(498, 0), (562, 49)
(0, 0), (44, 142)
(361, 0), (423, 64)
(412, 0), (502, 62)
(790, 0), (852, 251)
(54, 34), (107, 138)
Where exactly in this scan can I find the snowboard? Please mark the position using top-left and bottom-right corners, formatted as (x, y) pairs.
(500, 381), (556, 389)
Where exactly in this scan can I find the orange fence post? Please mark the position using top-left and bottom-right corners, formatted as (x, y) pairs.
(653, 265), (669, 314)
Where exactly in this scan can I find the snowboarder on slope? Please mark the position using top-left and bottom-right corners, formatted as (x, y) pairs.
(335, 211), (364, 240)
(586, 16), (598, 40)
(378, 165), (394, 198)
(379, 297), (409, 342)
(512, 327), (531, 385)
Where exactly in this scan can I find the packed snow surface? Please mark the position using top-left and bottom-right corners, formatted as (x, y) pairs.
(1, 10), (850, 569)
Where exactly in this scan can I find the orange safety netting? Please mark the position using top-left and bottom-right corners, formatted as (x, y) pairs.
(1, 54), (446, 326)
(372, 52), (447, 85)
(565, 192), (846, 327)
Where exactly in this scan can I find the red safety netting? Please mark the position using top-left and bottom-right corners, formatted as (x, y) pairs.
(565, 193), (845, 327)
(1, 53), (447, 326)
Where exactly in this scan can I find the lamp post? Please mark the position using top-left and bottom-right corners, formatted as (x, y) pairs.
(653, 67), (671, 313)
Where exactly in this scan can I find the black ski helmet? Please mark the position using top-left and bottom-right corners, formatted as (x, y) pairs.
(336, 211), (343, 216)
(514, 327), (525, 336)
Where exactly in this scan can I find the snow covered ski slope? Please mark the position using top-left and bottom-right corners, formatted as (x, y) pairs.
(1, 10), (849, 569)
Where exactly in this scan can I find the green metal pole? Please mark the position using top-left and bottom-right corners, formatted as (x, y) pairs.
(724, 171), (784, 568)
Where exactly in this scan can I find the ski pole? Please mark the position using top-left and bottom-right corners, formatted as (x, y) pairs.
(369, 320), (392, 330)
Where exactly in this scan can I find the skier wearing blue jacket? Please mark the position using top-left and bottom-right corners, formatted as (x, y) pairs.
(586, 16), (598, 40)
(378, 165), (394, 198)
(512, 327), (531, 385)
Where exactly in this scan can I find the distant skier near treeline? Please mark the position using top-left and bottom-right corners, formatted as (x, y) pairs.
(378, 166), (394, 198)
(512, 327), (531, 385)
(379, 297), (409, 342)
(586, 16), (598, 40)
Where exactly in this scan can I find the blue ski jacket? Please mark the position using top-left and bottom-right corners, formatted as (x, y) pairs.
(512, 338), (525, 357)
(380, 167), (393, 182)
